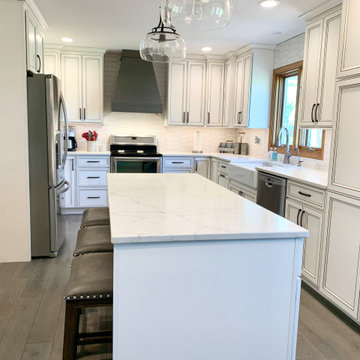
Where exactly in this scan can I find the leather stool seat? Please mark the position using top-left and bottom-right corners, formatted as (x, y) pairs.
(73, 225), (113, 257)
(63, 253), (113, 359)
(81, 207), (110, 228)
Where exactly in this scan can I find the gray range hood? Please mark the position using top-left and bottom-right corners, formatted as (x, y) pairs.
(111, 50), (163, 113)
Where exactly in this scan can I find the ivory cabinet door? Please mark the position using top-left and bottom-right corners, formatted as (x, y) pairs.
(61, 54), (82, 122)
(186, 61), (206, 126)
(234, 57), (245, 127)
(194, 158), (210, 178)
(301, 205), (323, 287)
(317, 12), (341, 125)
(168, 62), (187, 125)
(223, 60), (234, 127)
(206, 62), (224, 127)
(82, 55), (103, 122)
(26, 16), (37, 73)
(329, 78), (360, 198)
(338, 0), (360, 78)
(300, 20), (323, 126)
(44, 51), (60, 78)
(240, 54), (252, 128)
(321, 192), (360, 319)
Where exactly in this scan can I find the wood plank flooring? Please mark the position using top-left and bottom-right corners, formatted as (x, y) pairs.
(0, 215), (359, 359)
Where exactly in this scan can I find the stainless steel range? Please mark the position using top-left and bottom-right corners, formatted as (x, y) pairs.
(110, 135), (162, 173)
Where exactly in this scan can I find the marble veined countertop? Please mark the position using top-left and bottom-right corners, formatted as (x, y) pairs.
(108, 173), (308, 244)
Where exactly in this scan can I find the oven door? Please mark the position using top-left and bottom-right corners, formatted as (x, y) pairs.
(111, 157), (162, 173)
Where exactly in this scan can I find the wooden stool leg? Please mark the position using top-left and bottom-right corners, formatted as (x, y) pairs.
(63, 301), (80, 360)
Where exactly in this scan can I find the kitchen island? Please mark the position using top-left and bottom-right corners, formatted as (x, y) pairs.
(108, 173), (308, 360)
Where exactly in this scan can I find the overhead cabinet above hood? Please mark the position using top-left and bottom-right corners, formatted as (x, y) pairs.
(111, 50), (163, 113)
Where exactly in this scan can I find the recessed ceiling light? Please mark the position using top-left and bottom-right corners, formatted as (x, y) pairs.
(201, 47), (212, 52)
(61, 37), (73, 43)
(260, 0), (280, 8)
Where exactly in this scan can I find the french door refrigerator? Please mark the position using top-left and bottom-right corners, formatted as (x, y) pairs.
(27, 72), (69, 257)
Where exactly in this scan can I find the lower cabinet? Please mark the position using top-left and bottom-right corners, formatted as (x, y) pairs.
(217, 173), (230, 188)
(60, 154), (110, 214)
(229, 180), (257, 202)
(210, 158), (219, 182)
(285, 198), (324, 287)
(320, 192), (360, 320)
(163, 157), (194, 173)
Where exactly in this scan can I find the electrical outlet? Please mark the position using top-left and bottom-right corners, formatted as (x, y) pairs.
(255, 136), (261, 144)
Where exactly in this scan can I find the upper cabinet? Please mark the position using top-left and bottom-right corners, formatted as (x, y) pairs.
(299, 6), (341, 128)
(25, 4), (46, 74)
(168, 60), (206, 126)
(337, 0), (360, 78)
(44, 48), (105, 124)
(206, 62), (225, 127)
(222, 58), (235, 127)
(232, 48), (274, 129)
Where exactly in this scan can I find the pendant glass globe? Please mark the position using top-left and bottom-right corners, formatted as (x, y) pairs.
(170, 0), (232, 31)
(139, 4), (186, 63)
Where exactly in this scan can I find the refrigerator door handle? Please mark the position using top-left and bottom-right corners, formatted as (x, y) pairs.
(59, 92), (69, 169)
(57, 180), (70, 195)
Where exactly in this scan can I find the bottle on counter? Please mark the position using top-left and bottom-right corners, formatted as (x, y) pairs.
(272, 148), (278, 161)
(269, 147), (273, 160)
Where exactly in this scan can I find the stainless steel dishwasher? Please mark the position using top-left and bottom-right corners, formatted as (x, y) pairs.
(256, 172), (287, 217)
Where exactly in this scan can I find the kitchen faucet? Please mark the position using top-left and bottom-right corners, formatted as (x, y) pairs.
(277, 127), (292, 164)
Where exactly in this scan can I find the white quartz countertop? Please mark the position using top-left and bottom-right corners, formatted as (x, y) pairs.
(67, 151), (111, 156)
(255, 164), (328, 189)
(108, 173), (308, 244)
(162, 152), (259, 163)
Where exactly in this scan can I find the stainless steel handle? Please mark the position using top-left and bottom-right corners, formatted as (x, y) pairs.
(311, 104), (316, 123)
(87, 160), (100, 163)
(72, 159), (74, 171)
(315, 103), (320, 123)
(265, 181), (273, 188)
(238, 190), (244, 196)
(239, 111), (243, 124)
(300, 210), (305, 227)
(298, 191), (311, 198)
(182, 112), (186, 124)
(87, 176), (100, 179)
(79, 108), (82, 120)
(219, 174), (226, 178)
(83, 108), (86, 120)
(221, 165), (226, 169)
(172, 161), (184, 164)
(187, 112), (189, 123)
(195, 161), (198, 172)
(87, 196), (100, 199)
(57, 180), (70, 195)
(207, 112), (210, 124)
(59, 92), (69, 170)
(296, 208), (301, 225)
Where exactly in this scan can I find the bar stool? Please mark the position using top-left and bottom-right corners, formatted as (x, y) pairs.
(73, 225), (113, 257)
(81, 207), (110, 228)
(63, 252), (113, 360)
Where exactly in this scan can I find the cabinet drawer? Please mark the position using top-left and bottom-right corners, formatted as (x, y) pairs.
(287, 181), (325, 209)
(77, 156), (109, 168)
(163, 157), (193, 169)
(77, 170), (108, 187)
(78, 189), (108, 207)
(218, 161), (229, 173)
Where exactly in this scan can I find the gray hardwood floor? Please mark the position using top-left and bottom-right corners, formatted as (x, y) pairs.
(0, 215), (359, 360)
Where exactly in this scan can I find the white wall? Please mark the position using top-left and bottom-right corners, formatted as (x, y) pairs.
(0, 1), (31, 262)
(274, 34), (305, 69)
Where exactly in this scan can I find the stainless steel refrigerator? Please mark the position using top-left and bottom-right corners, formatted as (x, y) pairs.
(27, 72), (69, 257)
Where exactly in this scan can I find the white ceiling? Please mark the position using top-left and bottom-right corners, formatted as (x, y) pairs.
(34, 0), (328, 53)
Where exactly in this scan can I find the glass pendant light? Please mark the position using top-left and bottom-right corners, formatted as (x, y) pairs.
(170, 0), (232, 31)
(139, 0), (186, 63)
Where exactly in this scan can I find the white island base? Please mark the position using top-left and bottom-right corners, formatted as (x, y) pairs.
(108, 174), (307, 360)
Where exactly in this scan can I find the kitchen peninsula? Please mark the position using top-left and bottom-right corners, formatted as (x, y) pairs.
(108, 173), (308, 360)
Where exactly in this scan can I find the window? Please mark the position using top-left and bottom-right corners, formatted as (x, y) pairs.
(268, 61), (325, 160)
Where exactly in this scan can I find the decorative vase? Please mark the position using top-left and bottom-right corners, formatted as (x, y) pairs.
(87, 141), (97, 152)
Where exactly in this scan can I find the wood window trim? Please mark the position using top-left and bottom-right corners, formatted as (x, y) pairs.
(268, 61), (325, 161)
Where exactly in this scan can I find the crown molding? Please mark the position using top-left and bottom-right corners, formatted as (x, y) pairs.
(23, 0), (47, 29)
(300, 0), (342, 22)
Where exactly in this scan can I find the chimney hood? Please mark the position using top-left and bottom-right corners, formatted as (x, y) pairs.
(111, 50), (163, 113)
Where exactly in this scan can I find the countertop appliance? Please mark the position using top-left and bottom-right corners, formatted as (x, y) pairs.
(110, 135), (162, 173)
(218, 141), (248, 155)
(67, 127), (77, 151)
(27, 72), (70, 257)
(256, 172), (287, 217)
